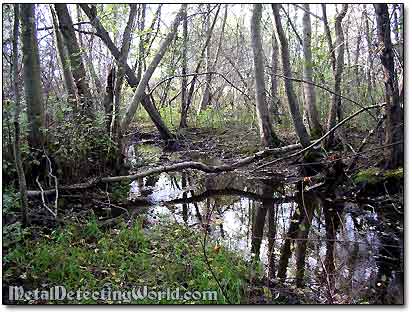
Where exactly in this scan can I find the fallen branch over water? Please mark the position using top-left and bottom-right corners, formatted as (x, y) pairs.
(27, 104), (384, 197)
(27, 143), (303, 197)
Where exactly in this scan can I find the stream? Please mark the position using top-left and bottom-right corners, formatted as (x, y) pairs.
(124, 168), (403, 304)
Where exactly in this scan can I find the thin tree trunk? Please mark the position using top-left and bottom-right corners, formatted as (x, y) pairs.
(20, 4), (45, 150)
(136, 4), (146, 83)
(251, 4), (281, 148)
(363, 5), (373, 101)
(50, 5), (78, 108)
(199, 4), (228, 113)
(325, 5), (348, 148)
(180, 5), (189, 128)
(374, 4), (403, 169)
(55, 4), (94, 119)
(321, 4), (336, 71)
(199, 5), (212, 112)
(272, 4), (311, 147)
(302, 4), (323, 138)
(12, 4), (29, 226)
(120, 5), (185, 134)
(270, 33), (281, 124)
(354, 27), (362, 90)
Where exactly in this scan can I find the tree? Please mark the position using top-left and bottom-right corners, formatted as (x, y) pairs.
(12, 4), (29, 226)
(374, 4), (403, 169)
(180, 5), (188, 128)
(181, 5), (221, 127)
(251, 4), (281, 148)
(80, 4), (174, 141)
(198, 4), (213, 112)
(136, 4), (146, 83)
(302, 4), (323, 138)
(113, 4), (138, 138)
(50, 5), (78, 108)
(270, 32), (281, 124)
(54, 4), (94, 118)
(120, 5), (186, 134)
(20, 4), (45, 150)
(272, 4), (311, 147)
(323, 4), (348, 148)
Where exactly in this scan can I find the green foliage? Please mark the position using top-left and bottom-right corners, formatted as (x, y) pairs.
(3, 186), (20, 213)
(3, 219), (250, 304)
(111, 181), (130, 201)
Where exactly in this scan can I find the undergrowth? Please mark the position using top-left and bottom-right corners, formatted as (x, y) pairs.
(3, 218), (250, 304)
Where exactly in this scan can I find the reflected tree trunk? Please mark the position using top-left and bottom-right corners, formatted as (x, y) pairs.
(295, 191), (317, 288)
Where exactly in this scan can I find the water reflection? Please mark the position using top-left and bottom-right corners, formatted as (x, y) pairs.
(128, 171), (403, 304)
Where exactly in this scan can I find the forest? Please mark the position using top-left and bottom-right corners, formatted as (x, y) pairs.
(2, 3), (404, 305)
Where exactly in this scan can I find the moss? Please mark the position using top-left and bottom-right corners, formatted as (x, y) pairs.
(383, 167), (404, 179)
(353, 167), (381, 185)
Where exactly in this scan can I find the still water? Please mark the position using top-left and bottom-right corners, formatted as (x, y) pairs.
(128, 170), (403, 304)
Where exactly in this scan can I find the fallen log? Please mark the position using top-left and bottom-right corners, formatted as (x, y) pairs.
(27, 103), (383, 197)
(26, 142), (304, 197)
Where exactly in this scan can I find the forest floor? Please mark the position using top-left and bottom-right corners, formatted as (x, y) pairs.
(3, 124), (404, 304)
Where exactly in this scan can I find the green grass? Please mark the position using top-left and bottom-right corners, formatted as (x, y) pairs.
(3, 218), (250, 304)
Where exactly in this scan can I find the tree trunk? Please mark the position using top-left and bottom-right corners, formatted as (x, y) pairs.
(113, 4), (138, 137)
(302, 4), (323, 139)
(120, 5), (185, 134)
(13, 4), (29, 226)
(55, 4), (94, 119)
(251, 4), (281, 148)
(136, 4), (146, 83)
(325, 5), (348, 148)
(80, 4), (174, 141)
(50, 5), (78, 108)
(76, 5), (102, 98)
(199, 5), (212, 112)
(272, 4), (311, 147)
(180, 5), (189, 128)
(270, 33), (281, 124)
(363, 5), (373, 101)
(20, 4), (45, 150)
(374, 4), (403, 169)
(103, 66), (115, 133)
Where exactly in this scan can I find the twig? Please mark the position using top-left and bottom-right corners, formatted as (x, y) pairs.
(35, 176), (57, 218)
(44, 151), (59, 214)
